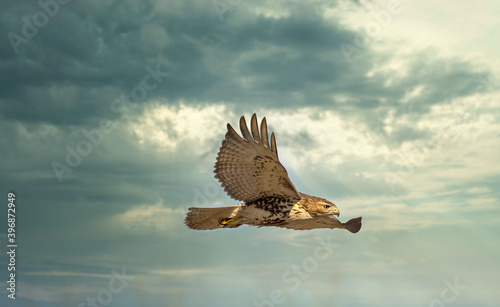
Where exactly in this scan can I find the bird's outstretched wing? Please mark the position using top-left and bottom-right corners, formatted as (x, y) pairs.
(214, 114), (301, 204)
(278, 216), (362, 233)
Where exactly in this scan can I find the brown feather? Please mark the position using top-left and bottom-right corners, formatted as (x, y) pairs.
(213, 115), (300, 204)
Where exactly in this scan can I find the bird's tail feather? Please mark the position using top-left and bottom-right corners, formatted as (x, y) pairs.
(185, 205), (242, 230)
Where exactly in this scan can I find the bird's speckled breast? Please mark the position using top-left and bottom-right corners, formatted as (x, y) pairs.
(241, 196), (303, 226)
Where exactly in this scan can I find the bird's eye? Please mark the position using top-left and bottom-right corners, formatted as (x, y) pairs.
(323, 205), (330, 209)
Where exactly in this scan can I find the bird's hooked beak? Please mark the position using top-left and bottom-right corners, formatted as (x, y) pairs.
(332, 206), (340, 216)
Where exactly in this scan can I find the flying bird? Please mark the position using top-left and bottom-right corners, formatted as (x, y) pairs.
(185, 114), (362, 233)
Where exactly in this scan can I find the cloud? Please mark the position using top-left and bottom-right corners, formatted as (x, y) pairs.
(1, 0), (500, 306)
(112, 201), (186, 236)
(129, 102), (232, 153)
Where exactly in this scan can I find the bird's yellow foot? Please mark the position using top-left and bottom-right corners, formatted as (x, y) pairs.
(218, 218), (234, 228)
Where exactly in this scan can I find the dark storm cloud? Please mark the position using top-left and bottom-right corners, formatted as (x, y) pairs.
(1, 0), (161, 124)
(1, 0), (489, 132)
(0, 117), (229, 265)
(1, 2), (499, 305)
(0, 0), (492, 254)
(0, 0), (490, 227)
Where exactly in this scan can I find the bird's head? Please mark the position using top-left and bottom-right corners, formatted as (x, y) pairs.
(315, 199), (339, 216)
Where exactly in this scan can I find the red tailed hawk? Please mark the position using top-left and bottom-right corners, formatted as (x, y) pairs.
(185, 114), (362, 233)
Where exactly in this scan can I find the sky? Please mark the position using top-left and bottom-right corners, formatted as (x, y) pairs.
(1, 0), (500, 306)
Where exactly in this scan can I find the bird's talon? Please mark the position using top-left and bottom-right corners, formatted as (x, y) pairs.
(218, 218), (234, 228)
